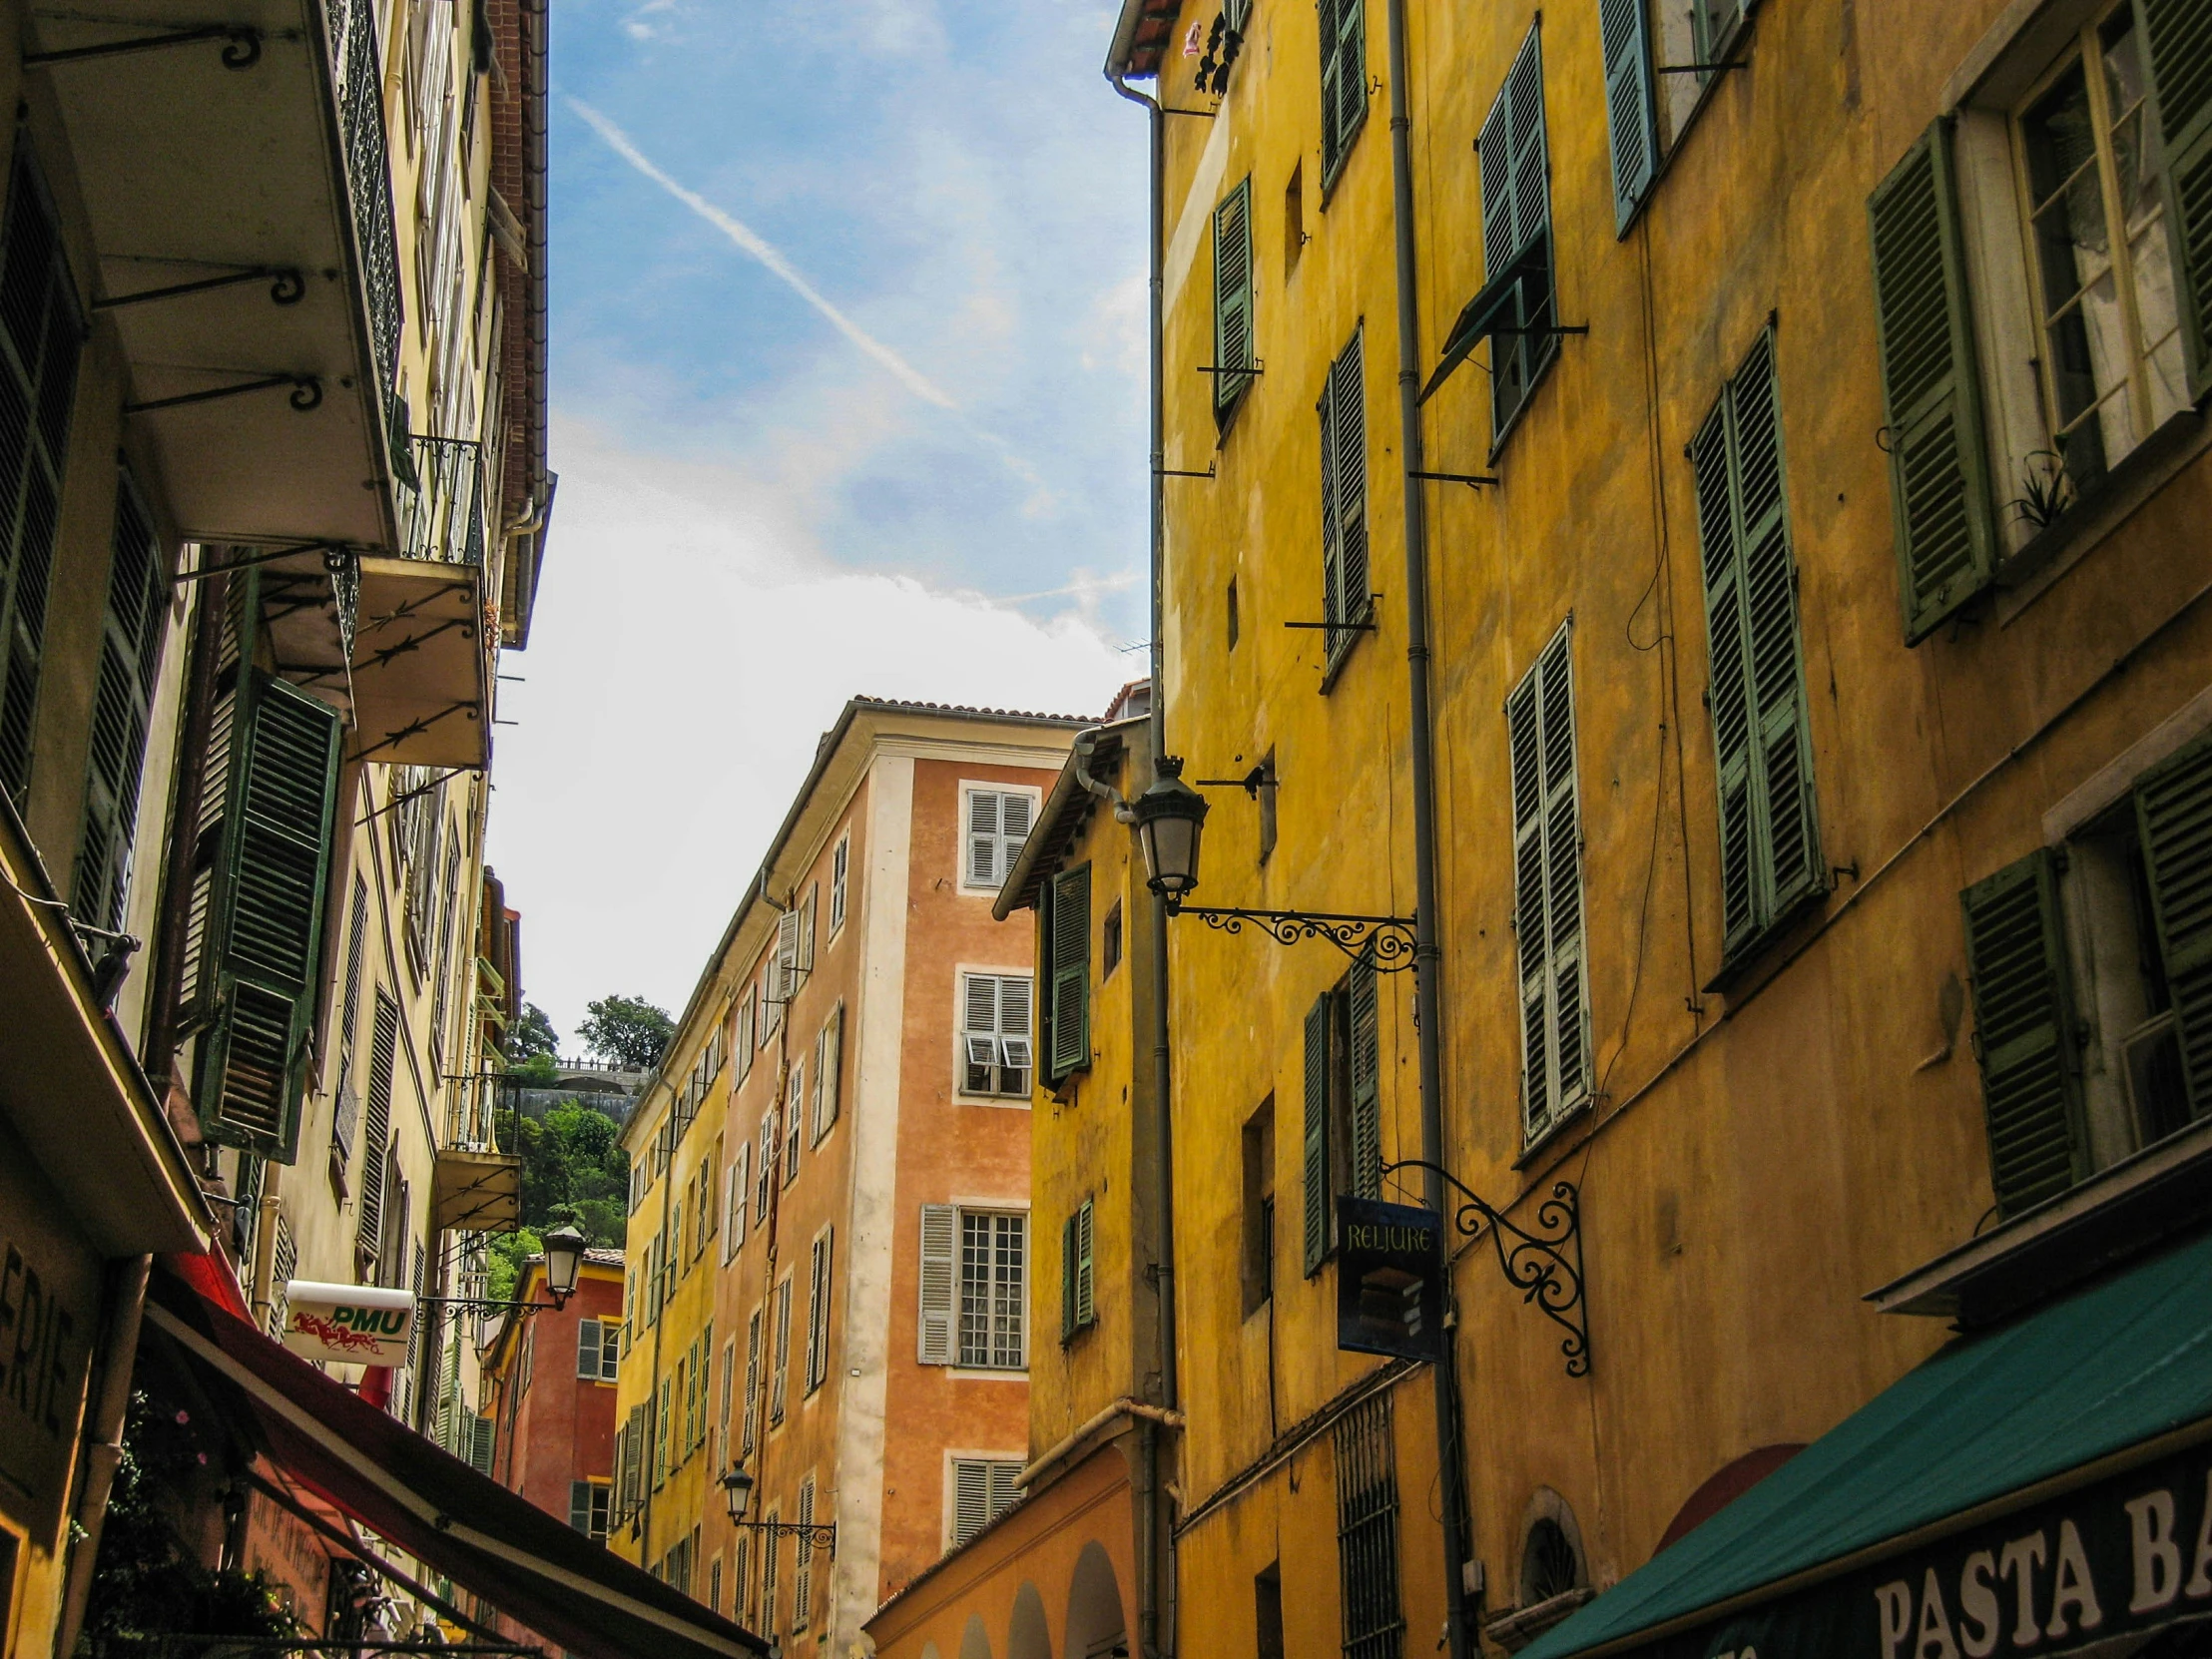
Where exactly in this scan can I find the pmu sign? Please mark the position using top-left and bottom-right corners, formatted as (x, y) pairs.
(1336, 1196), (1444, 1361)
(278, 1281), (415, 1366)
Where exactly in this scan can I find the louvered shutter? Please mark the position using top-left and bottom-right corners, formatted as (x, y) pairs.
(1508, 669), (1551, 1135)
(807, 1228), (833, 1389)
(1049, 865), (1091, 1080)
(0, 143), (83, 805)
(577, 1319), (600, 1378)
(1869, 121), (1996, 642)
(1598, 0), (1657, 230)
(73, 471), (166, 931)
(1075, 1199), (1094, 1329)
(963, 972), (998, 1090)
(1319, 0), (1366, 185)
(784, 1061), (804, 1184)
(968, 790), (1001, 884)
(795, 1477), (816, 1625)
(355, 994), (397, 1260)
(1332, 335), (1368, 648)
(1302, 996), (1333, 1276)
(918, 1203), (958, 1363)
(774, 907), (801, 1003)
(1003, 791), (1033, 862)
(2139, 0), (2212, 397)
(815, 1003), (842, 1140)
(742, 1309), (762, 1456)
(1060, 1212), (1078, 1342)
(953, 1459), (990, 1547)
(1509, 629), (1589, 1143)
(1001, 975), (1033, 1088)
(1348, 959), (1381, 1198)
(1479, 77), (1518, 289)
(2136, 732), (2212, 1115)
(1214, 179), (1255, 411)
(770, 1280), (792, 1421)
(470, 1414), (494, 1476)
(619, 1404), (644, 1513)
(989, 1459), (1023, 1517)
(1693, 398), (1757, 953)
(798, 884), (817, 976)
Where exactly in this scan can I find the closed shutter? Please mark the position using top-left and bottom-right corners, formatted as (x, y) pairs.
(918, 1203), (957, 1364)
(1048, 865), (1091, 1080)
(1319, 331), (1369, 659)
(757, 1115), (775, 1222)
(73, 470), (167, 931)
(728, 1142), (750, 1257)
(1318, 0), (1367, 186)
(952, 1459), (992, 1548)
(1074, 1198), (1094, 1329)
(1302, 995), (1333, 1276)
(1348, 957), (1382, 1198)
(0, 142), (83, 805)
(806, 1228), (833, 1390)
(1960, 850), (2086, 1217)
(1000, 975), (1033, 1090)
(192, 666), (344, 1159)
(1869, 121), (1996, 642)
(2135, 732), (2212, 1115)
(1214, 178), (1255, 411)
(742, 1308), (762, 1456)
(989, 1459), (1023, 1516)
(814, 1003), (842, 1141)
(718, 1336), (734, 1460)
(773, 907), (801, 1005)
(968, 790), (1002, 885)
(1598, 0), (1657, 230)
(570, 1480), (593, 1533)
(355, 994), (398, 1261)
(1695, 330), (1822, 962)
(577, 1318), (601, 1378)
(1509, 629), (1589, 1143)
(794, 1477), (816, 1628)
(469, 1414), (494, 1476)
(2140, 0), (2212, 397)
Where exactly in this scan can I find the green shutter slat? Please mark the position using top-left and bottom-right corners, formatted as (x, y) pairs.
(1320, 0), (1367, 186)
(1320, 359), (1346, 639)
(1960, 849), (2086, 1217)
(1322, 329), (1368, 665)
(1868, 121), (1996, 642)
(1508, 672), (1551, 1136)
(1480, 28), (1556, 437)
(1302, 995), (1332, 1277)
(2135, 731), (2212, 1115)
(1349, 957), (1381, 1198)
(1215, 178), (1255, 412)
(1599, 0), (1658, 230)
(2140, 0), (2212, 397)
(1049, 864), (1091, 1080)
(74, 470), (166, 932)
(1061, 1212), (1077, 1342)
(1693, 400), (1758, 956)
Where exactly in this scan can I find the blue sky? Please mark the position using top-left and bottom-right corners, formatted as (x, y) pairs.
(487, 0), (1150, 1043)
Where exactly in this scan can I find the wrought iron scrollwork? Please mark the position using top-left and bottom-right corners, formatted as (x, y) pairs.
(1382, 1160), (1590, 1377)
(1173, 904), (1417, 970)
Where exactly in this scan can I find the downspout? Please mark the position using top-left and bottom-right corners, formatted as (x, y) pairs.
(52, 1254), (152, 1659)
(1382, 4), (1472, 1658)
(1107, 59), (1177, 1659)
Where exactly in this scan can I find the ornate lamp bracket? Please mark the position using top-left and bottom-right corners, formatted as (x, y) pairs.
(1168, 903), (1417, 971)
(1382, 1159), (1589, 1377)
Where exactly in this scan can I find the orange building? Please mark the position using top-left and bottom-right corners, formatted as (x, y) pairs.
(612, 698), (1084, 1656)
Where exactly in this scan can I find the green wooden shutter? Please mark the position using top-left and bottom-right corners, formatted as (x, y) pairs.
(1868, 120), (1996, 643)
(1302, 994), (1333, 1276)
(1480, 28), (1556, 435)
(194, 669), (344, 1160)
(74, 470), (167, 930)
(2137, 0), (2212, 398)
(1960, 849), (2086, 1217)
(1214, 178), (1255, 412)
(1599, 0), (1658, 231)
(0, 142), (83, 805)
(1693, 397), (1758, 956)
(355, 991), (396, 1259)
(1048, 864), (1091, 1080)
(1508, 668), (1551, 1136)
(1061, 1211), (1078, 1342)
(1322, 330), (1368, 663)
(1076, 1198), (1094, 1328)
(1348, 958), (1381, 1198)
(1319, 361), (1347, 640)
(1320, 0), (1367, 187)
(1510, 629), (1588, 1142)
(2135, 731), (2212, 1116)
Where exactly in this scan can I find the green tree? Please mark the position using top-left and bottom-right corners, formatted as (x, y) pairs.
(578, 993), (674, 1070)
(515, 1101), (629, 1247)
(506, 1001), (558, 1062)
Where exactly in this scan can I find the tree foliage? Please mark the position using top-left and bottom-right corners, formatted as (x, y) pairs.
(523, 1102), (628, 1240)
(578, 993), (673, 1070)
(506, 1001), (558, 1062)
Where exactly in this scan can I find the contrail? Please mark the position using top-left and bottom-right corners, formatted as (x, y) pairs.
(995, 572), (1140, 604)
(567, 96), (958, 411)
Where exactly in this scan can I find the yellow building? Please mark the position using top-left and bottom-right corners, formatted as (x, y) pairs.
(869, 2), (2212, 1659)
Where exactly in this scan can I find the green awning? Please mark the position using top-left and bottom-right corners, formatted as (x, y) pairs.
(1518, 1227), (2212, 1659)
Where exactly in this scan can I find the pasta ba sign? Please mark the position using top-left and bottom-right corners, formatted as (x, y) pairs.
(278, 1282), (415, 1366)
(1336, 1196), (1444, 1361)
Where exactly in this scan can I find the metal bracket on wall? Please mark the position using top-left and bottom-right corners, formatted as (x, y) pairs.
(1155, 463), (1217, 478)
(1410, 469), (1499, 488)
(1195, 362), (1264, 376)
(1169, 901), (1417, 970)
(25, 24), (265, 69)
(1284, 595), (1382, 635)
(96, 266), (305, 310)
(126, 373), (321, 415)
(1654, 59), (1747, 73)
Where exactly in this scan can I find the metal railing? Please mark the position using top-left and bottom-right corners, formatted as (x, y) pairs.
(328, 0), (401, 394)
(395, 435), (486, 566)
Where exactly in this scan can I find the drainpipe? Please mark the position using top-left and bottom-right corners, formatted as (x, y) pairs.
(1107, 58), (1177, 1659)
(1382, 3), (1473, 1658)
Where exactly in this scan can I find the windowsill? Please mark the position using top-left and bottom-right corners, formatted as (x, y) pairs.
(1319, 603), (1376, 695)
(953, 1092), (1034, 1110)
(1699, 882), (1832, 998)
(1486, 337), (1562, 466)
(1866, 1112), (2212, 1328)
(946, 1367), (1028, 1382)
(1484, 1588), (1596, 1653)
(1512, 1098), (1592, 1171)
(1993, 403), (2211, 626)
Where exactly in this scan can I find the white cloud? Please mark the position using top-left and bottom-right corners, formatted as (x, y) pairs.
(484, 421), (1129, 1044)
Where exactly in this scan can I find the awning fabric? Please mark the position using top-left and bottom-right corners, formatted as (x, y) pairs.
(1518, 1228), (2212, 1659)
(144, 1267), (767, 1659)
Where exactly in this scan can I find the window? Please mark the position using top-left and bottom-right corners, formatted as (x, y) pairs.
(1303, 957), (1382, 1275)
(1045, 867), (1092, 1084)
(964, 787), (1036, 888)
(1318, 329), (1371, 676)
(1595, 0), (1749, 232)
(761, 1508), (781, 1634)
(1214, 177), (1256, 415)
(1228, 577), (1242, 648)
(73, 469), (168, 933)
(1257, 1563), (1287, 1659)
(1060, 1199), (1095, 1343)
(725, 1142), (750, 1261)
(805, 1226), (834, 1392)
(813, 1004), (843, 1142)
(742, 1306), (763, 1456)
(961, 972), (1035, 1097)
(1317, 0), (1367, 189)
(948, 1457), (1024, 1550)
(577, 1318), (619, 1382)
(1961, 732), (2212, 1219)
(757, 1112), (776, 1223)
(1102, 899), (1124, 980)
(794, 1475), (819, 1630)
(782, 1061), (806, 1187)
(1521, 1512), (1587, 1607)
(1258, 750), (1280, 863)
(654, 1376), (671, 1488)
(1475, 25), (1557, 446)
(733, 1534), (752, 1627)
(1243, 1099), (1276, 1317)
(1334, 1392), (1403, 1659)
(916, 1204), (1027, 1369)
(830, 830), (850, 933)
(1284, 163), (1306, 276)
(735, 985), (756, 1078)
(1693, 328), (1823, 965)
(709, 1552), (723, 1617)
(1509, 626), (1591, 1145)
(569, 1480), (611, 1542)
(770, 1275), (793, 1424)
(718, 1334), (735, 1467)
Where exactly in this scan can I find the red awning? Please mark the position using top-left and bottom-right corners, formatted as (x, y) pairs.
(143, 1265), (765, 1659)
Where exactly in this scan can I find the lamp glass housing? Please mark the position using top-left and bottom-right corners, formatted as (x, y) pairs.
(541, 1225), (586, 1305)
(1131, 758), (1209, 899)
(722, 1466), (756, 1522)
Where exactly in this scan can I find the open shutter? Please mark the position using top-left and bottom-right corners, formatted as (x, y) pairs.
(1539, 636), (1587, 1114)
(1319, 361), (1347, 635)
(918, 1203), (957, 1363)
(1302, 995), (1333, 1276)
(1869, 121), (1996, 642)
(355, 994), (396, 1261)
(1348, 958), (1381, 1199)
(770, 1279), (792, 1420)
(1693, 398), (1758, 956)
(74, 470), (166, 931)
(1060, 1212), (1078, 1342)
(194, 669), (344, 1160)
(1509, 668), (1552, 1138)
(1479, 75), (1518, 285)
(1320, 0), (1366, 185)
(469, 1415), (494, 1476)
(774, 907), (801, 1004)
(2139, 0), (2212, 398)
(1214, 178), (1255, 411)
(1960, 850), (2086, 1217)
(1324, 331), (1368, 656)
(1075, 1198), (1094, 1328)
(2135, 732), (2212, 1115)
(815, 1003), (842, 1139)
(742, 1310), (762, 1456)
(1599, 0), (1657, 230)
(1049, 865), (1091, 1079)
(795, 1478), (816, 1625)
(798, 884), (817, 976)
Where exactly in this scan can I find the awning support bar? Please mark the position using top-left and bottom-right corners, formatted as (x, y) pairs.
(25, 24), (263, 69)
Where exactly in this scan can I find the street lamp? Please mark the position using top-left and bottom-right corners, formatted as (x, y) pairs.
(541, 1225), (587, 1310)
(1130, 755), (1209, 901)
(719, 1463), (837, 1556)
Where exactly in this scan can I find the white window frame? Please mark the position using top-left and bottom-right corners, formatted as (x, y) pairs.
(783, 1060), (805, 1186)
(830, 830), (850, 936)
(957, 968), (1035, 1101)
(956, 1206), (1028, 1371)
(724, 1141), (750, 1261)
(958, 784), (1042, 893)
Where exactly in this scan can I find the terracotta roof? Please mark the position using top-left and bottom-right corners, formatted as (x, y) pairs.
(1106, 0), (1189, 79)
(852, 696), (1096, 726)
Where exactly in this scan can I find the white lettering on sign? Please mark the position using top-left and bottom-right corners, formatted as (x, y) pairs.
(2125, 1491), (2180, 1613)
(1957, 1551), (2000, 1659)
(2045, 1520), (2103, 1639)
(2186, 1470), (2212, 1598)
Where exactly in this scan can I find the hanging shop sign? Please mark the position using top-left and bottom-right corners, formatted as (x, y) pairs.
(278, 1281), (415, 1366)
(1336, 1195), (1444, 1361)
(0, 1134), (102, 1536)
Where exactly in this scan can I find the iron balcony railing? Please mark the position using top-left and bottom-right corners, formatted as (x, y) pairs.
(395, 435), (487, 566)
(327, 0), (401, 396)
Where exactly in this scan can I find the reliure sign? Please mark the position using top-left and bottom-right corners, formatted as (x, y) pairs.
(1336, 1196), (1444, 1362)
(278, 1281), (415, 1366)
